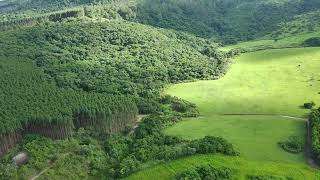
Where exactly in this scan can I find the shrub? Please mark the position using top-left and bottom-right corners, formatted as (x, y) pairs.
(175, 165), (233, 180)
(303, 37), (320, 47)
(247, 175), (293, 180)
(278, 136), (303, 154)
(189, 136), (239, 156)
(175, 168), (201, 180)
(303, 101), (316, 109)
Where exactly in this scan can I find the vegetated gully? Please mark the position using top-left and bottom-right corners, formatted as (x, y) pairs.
(223, 113), (319, 169)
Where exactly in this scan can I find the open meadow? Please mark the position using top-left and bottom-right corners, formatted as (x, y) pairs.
(165, 47), (320, 162)
(126, 47), (320, 179)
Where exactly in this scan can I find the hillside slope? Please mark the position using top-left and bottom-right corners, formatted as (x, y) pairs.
(135, 0), (320, 43)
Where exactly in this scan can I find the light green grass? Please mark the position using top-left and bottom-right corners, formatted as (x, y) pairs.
(165, 47), (320, 163)
(220, 31), (320, 52)
(167, 48), (320, 117)
(126, 154), (320, 180)
(165, 115), (306, 163)
(127, 47), (320, 179)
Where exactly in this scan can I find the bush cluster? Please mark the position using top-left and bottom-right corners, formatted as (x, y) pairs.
(278, 136), (303, 154)
(304, 37), (320, 47)
(304, 101), (316, 109)
(175, 165), (233, 180)
(247, 175), (293, 180)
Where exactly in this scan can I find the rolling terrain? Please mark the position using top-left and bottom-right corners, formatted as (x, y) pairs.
(165, 47), (320, 162)
(127, 47), (320, 179)
(1, 0), (320, 179)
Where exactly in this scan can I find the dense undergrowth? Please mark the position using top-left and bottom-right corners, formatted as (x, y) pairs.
(0, 97), (238, 179)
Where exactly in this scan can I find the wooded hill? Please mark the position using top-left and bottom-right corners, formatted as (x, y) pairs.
(0, 8), (232, 156)
(135, 0), (320, 43)
(2, 0), (320, 44)
(0, 58), (138, 156)
(0, 19), (231, 106)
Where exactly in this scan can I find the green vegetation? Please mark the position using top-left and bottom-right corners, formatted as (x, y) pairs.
(126, 154), (319, 180)
(220, 32), (320, 52)
(304, 37), (320, 47)
(0, 101), (237, 179)
(175, 164), (233, 180)
(1, 0), (320, 179)
(167, 48), (320, 116)
(278, 136), (304, 154)
(304, 102), (316, 109)
(0, 57), (138, 155)
(0, 19), (228, 100)
(0, 8), (85, 31)
(135, 0), (320, 43)
(165, 48), (320, 163)
(270, 10), (320, 40)
(310, 107), (320, 163)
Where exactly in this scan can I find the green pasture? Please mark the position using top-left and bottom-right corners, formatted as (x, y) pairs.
(220, 31), (320, 52)
(127, 47), (320, 179)
(165, 47), (320, 163)
(126, 154), (319, 180)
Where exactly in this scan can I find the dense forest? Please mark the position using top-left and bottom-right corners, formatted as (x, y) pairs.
(2, 0), (320, 44)
(135, 0), (320, 43)
(0, 18), (232, 112)
(0, 58), (138, 156)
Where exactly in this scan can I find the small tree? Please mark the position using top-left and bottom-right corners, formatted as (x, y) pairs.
(304, 101), (316, 109)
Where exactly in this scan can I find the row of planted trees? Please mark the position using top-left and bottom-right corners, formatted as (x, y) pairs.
(0, 8), (85, 31)
(0, 58), (138, 156)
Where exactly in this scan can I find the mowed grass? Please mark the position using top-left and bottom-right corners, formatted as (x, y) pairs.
(126, 154), (320, 180)
(164, 48), (320, 163)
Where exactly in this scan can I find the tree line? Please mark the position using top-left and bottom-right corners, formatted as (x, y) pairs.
(0, 8), (85, 31)
(310, 107), (320, 164)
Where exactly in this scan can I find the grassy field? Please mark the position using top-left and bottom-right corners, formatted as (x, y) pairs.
(165, 115), (306, 163)
(167, 48), (320, 117)
(126, 154), (319, 180)
(126, 47), (320, 179)
(220, 31), (320, 52)
(164, 48), (320, 163)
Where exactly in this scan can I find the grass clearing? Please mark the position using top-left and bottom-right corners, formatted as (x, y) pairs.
(165, 47), (320, 164)
(126, 47), (320, 179)
(220, 31), (320, 52)
(126, 154), (320, 180)
(165, 115), (306, 163)
(167, 48), (320, 117)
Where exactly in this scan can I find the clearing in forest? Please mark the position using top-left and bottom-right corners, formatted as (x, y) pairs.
(165, 47), (320, 164)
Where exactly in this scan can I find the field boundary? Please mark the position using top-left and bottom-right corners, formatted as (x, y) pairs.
(221, 114), (307, 121)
